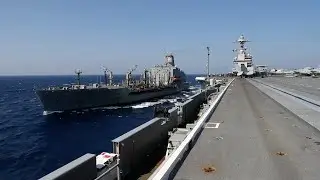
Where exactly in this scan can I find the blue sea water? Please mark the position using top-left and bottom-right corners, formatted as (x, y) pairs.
(0, 75), (202, 180)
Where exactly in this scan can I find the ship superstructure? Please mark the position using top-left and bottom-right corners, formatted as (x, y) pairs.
(232, 35), (256, 77)
(149, 54), (186, 86)
(36, 54), (189, 114)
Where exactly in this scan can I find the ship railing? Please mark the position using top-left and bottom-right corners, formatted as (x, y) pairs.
(47, 86), (67, 90)
(71, 85), (87, 90)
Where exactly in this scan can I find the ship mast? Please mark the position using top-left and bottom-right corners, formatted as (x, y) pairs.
(206, 46), (210, 79)
(233, 34), (250, 56)
(75, 69), (82, 85)
(239, 35), (249, 50)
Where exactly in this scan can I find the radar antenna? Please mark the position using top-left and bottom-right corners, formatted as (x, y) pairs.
(75, 69), (82, 85)
(233, 34), (251, 50)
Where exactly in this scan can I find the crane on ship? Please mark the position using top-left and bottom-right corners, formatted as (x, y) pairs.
(126, 65), (138, 86)
(101, 66), (113, 86)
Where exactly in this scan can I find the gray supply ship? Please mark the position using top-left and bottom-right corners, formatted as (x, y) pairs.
(36, 54), (189, 114)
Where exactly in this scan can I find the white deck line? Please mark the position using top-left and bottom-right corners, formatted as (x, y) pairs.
(148, 78), (235, 180)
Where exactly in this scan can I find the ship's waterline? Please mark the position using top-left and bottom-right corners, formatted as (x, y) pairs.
(37, 86), (182, 112)
(35, 54), (189, 113)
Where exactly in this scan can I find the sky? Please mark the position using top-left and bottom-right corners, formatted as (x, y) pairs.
(0, 0), (320, 75)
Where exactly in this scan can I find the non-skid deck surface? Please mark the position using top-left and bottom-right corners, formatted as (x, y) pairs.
(173, 79), (320, 180)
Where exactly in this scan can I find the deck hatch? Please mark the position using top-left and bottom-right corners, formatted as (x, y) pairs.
(204, 122), (220, 129)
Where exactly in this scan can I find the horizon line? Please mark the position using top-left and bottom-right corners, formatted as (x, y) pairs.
(0, 73), (214, 77)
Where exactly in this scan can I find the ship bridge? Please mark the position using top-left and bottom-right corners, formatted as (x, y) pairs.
(149, 54), (186, 87)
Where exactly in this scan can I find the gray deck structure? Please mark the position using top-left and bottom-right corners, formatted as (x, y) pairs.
(260, 76), (320, 101)
(173, 78), (320, 180)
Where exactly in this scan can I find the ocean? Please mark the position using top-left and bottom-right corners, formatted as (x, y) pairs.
(0, 75), (202, 180)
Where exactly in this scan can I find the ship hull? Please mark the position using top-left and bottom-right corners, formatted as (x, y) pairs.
(36, 86), (183, 112)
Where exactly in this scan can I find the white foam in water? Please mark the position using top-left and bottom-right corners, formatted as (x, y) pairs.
(131, 101), (162, 109)
(92, 105), (131, 110)
(42, 110), (61, 116)
(131, 97), (183, 109)
(168, 99), (177, 103)
(130, 89), (202, 109)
